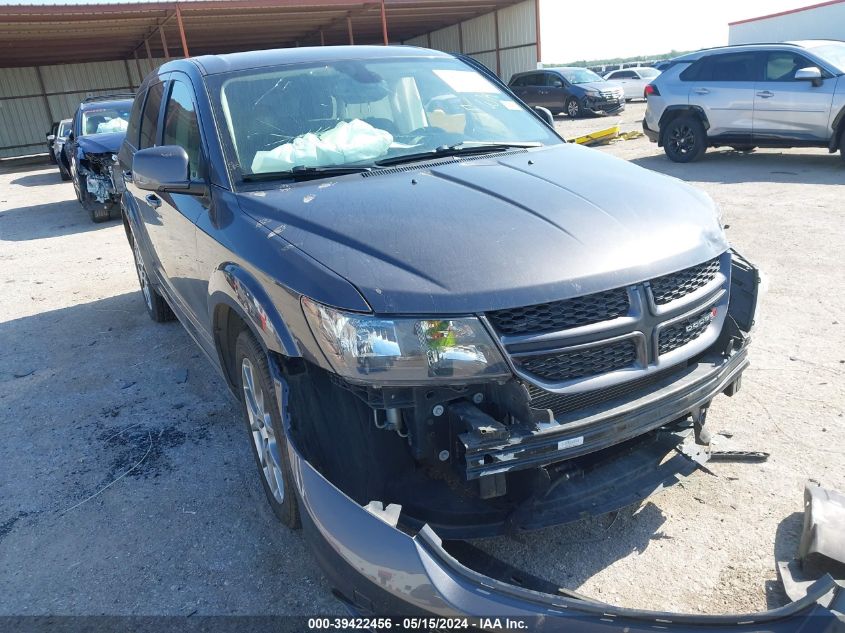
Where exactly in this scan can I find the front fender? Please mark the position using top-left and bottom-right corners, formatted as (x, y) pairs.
(208, 263), (300, 359)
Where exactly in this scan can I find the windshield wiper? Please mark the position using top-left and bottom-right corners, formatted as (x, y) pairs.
(242, 165), (372, 182)
(374, 142), (541, 168)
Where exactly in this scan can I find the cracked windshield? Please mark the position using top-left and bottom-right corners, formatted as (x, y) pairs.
(213, 56), (562, 177)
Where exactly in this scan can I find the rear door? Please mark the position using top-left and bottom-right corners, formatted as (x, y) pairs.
(509, 72), (545, 107)
(754, 50), (836, 142)
(685, 51), (762, 139)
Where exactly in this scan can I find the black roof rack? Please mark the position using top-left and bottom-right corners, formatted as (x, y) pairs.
(82, 92), (135, 103)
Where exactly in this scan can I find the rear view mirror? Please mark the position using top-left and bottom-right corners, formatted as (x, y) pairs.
(133, 145), (206, 196)
(795, 66), (822, 86)
(533, 106), (555, 128)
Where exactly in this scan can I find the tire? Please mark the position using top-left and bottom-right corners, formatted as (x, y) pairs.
(59, 167), (71, 182)
(130, 232), (174, 323)
(565, 97), (582, 118)
(663, 115), (707, 163)
(839, 127), (845, 164)
(235, 328), (300, 529)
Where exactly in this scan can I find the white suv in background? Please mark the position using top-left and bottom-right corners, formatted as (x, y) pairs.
(603, 66), (661, 100)
(643, 40), (845, 163)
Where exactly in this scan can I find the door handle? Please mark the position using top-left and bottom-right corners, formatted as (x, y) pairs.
(756, 90), (774, 98)
(145, 194), (162, 208)
(693, 88), (710, 95)
(538, 90), (549, 95)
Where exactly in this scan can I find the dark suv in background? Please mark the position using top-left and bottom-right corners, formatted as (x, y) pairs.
(109, 45), (845, 629)
(509, 67), (625, 117)
(66, 94), (133, 222)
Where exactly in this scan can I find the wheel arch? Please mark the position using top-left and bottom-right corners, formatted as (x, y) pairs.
(658, 105), (710, 147)
(829, 104), (845, 151)
(208, 263), (302, 393)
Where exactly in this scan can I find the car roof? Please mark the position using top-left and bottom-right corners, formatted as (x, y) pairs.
(673, 39), (844, 62)
(79, 99), (133, 111)
(174, 44), (453, 76)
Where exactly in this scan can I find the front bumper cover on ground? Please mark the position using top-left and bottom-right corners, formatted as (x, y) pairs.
(270, 367), (845, 630)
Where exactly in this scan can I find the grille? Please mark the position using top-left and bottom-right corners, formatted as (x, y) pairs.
(515, 339), (637, 382)
(658, 308), (713, 355)
(527, 362), (687, 417)
(486, 288), (629, 336)
(650, 257), (720, 305)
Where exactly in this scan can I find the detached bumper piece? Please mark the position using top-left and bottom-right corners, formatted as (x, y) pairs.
(282, 404), (845, 630)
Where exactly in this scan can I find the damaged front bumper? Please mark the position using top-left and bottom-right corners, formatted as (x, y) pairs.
(79, 153), (123, 206)
(273, 368), (845, 629)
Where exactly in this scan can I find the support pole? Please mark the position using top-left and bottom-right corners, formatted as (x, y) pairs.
(34, 66), (55, 130)
(493, 10), (501, 77)
(123, 59), (135, 89)
(320, 29), (325, 46)
(160, 25), (170, 59)
(534, 0), (542, 65)
(347, 16), (354, 44)
(144, 37), (152, 64)
(133, 50), (143, 83)
(175, 3), (189, 57)
(380, 0), (388, 45)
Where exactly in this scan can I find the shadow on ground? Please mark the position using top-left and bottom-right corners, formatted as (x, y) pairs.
(10, 171), (64, 188)
(0, 292), (338, 615)
(0, 199), (118, 241)
(631, 150), (844, 185)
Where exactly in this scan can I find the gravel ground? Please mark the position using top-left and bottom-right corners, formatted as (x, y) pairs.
(1, 101), (843, 616)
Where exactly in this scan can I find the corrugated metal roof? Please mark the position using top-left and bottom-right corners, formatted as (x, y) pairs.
(0, 0), (525, 68)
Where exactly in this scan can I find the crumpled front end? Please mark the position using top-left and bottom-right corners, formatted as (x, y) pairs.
(79, 152), (122, 206)
(271, 368), (845, 630)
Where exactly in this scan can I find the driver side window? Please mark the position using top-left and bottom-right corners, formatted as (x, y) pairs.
(162, 79), (204, 180)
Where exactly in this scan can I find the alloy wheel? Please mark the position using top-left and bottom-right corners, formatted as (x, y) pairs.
(669, 125), (696, 156)
(568, 100), (580, 117)
(241, 357), (285, 503)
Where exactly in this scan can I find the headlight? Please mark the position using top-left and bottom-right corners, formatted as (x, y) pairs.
(302, 297), (511, 384)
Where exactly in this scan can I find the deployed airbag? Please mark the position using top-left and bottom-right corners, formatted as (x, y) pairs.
(251, 119), (393, 173)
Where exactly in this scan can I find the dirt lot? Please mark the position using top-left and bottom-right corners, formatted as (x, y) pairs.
(1, 101), (843, 616)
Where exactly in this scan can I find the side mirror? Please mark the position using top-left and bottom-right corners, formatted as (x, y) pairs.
(795, 66), (823, 86)
(133, 145), (206, 195)
(533, 106), (555, 128)
(67, 131), (74, 141)
(47, 134), (55, 142)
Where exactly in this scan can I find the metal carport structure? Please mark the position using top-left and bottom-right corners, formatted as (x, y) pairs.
(0, 0), (540, 158)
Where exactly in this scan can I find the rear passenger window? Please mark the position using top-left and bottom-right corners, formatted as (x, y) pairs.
(162, 79), (203, 179)
(766, 52), (815, 81)
(682, 53), (761, 82)
(139, 81), (165, 149)
(510, 76), (526, 87)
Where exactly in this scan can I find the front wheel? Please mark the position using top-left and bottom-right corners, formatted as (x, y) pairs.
(663, 115), (707, 163)
(236, 329), (300, 528)
(565, 97), (582, 118)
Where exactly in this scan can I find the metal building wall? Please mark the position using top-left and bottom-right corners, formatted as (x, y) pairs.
(729, 2), (845, 44)
(401, 0), (539, 80)
(0, 57), (166, 159)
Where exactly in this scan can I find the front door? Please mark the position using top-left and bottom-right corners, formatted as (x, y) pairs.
(754, 51), (837, 142)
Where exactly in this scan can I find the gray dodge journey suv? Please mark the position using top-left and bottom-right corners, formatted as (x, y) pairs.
(116, 45), (845, 628)
(643, 40), (845, 162)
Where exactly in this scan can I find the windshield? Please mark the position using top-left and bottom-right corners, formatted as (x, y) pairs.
(80, 104), (131, 136)
(808, 43), (845, 72)
(58, 120), (72, 138)
(558, 68), (603, 84)
(209, 56), (561, 177)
